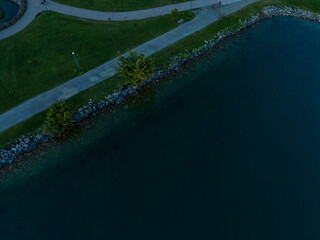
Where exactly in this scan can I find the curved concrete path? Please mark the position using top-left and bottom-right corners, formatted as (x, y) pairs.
(0, 0), (238, 40)
(0, 0), (260, 133)
(46, 0), (239, 20)
(0, 0), (43, 40)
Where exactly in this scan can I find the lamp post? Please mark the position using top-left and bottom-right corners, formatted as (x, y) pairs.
(72, 52), (81, 71)
(189, 0), (192, 17)
(43, 2), (50, 15)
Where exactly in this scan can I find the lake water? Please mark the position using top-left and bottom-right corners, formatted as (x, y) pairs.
(0, 0), (19, 25)
(1, 17), (320, 239)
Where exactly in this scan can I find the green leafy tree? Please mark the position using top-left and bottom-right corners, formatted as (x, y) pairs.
(117, 51), (154, 87)
(44, 101), (73, 136)
(171, 8), (178, 21)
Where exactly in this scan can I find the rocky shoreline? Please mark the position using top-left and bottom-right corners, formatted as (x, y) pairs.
(1, 5), (320, 170)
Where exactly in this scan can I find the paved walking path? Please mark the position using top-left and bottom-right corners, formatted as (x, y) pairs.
(0, 0), (238, 40)
(46, 0), (239, 21)
(0, 0), (260, 133)
(0, 0), (43, 40)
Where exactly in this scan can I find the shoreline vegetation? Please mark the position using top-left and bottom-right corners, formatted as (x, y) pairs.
(1, 0), (320, 171)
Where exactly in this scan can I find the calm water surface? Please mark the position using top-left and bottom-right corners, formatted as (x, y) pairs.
(1, 17), (320, 239)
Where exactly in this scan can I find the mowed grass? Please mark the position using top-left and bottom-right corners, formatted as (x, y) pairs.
(53, 0), (190, 12)
(1, 0), (320, 147)
(0, 11), (193, 114)
(282, 0), (320, 12)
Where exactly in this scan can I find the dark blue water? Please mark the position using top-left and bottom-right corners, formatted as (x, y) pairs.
(1, 17), (320, 239)
(0, 0), (19, 25)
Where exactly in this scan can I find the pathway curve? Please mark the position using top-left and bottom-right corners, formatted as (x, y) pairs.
(0, 0), (43, 40)
(0, 0), (239, 40)
(46, 0), (239, 21)
(0, 0), (260, 133)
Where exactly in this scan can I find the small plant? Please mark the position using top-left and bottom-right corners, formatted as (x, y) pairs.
(0, 8), (6, 22)
(183, 52), (190, 59)
(43, 101), (73, 136)
(117, 51), (154, 87)
(171, 8), (178, 21)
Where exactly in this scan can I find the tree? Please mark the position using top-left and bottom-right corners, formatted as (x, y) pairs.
(44, 101), (73, 136)
(117, 51), (154, 87)
(171, 8), (178, 21)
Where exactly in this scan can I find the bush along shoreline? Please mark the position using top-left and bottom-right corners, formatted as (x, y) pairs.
(1, 5), (320, 170)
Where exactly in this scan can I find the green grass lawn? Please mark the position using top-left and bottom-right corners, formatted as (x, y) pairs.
(282, 0), (320, 12)
(53, 0), (190, 12)
(1, 0), (320, 147)
(0, 10), (193, 114)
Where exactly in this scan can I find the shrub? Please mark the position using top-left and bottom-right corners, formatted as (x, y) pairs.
(0, 8), (5, 22)
(171, 8), (178, 21)
(117, 51), (154, 87)
(43, 101), (73, 136)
